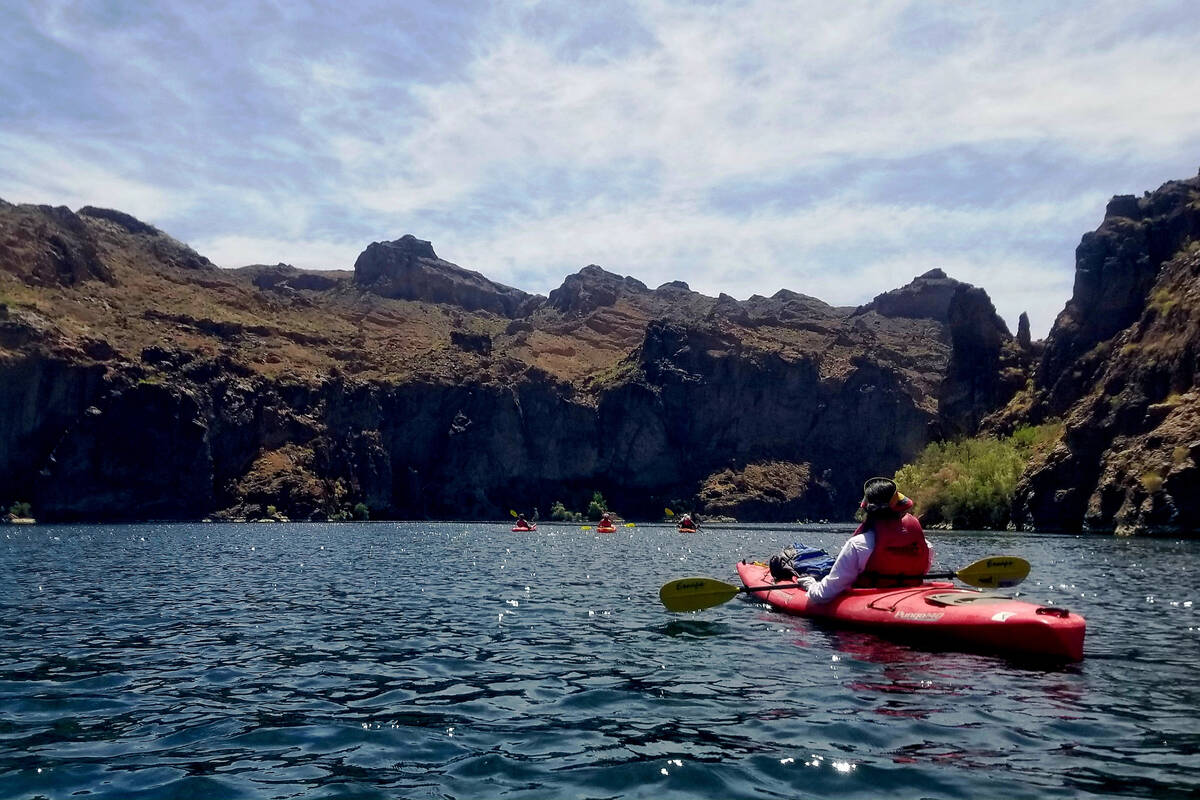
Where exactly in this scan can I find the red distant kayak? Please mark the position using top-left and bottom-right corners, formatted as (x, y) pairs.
(596, 525), (617, 533)
(735, 561), (1085, 661)
(511, 525), (536, 532)
(678, 526), (697, 533)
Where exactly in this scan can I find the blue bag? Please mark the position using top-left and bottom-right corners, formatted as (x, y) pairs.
(788, 542), (835, 577)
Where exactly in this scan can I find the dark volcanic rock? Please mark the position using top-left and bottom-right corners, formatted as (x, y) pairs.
(78, 206), (160, 236)
(938, 283), (1017, 435)
(1013, 172), (1200, 534)
(0, 203), (113, 285)
(548, 264), (649, 314)
(1017, 312), (1032, 350)
(354, 235), (539, 317)
(1037, 174), (1200, 416)
(79, 205), (215, 271)
(0, 195), (1036, 524)
(245, 263), (343, 292)
(856, 268), (958, 322)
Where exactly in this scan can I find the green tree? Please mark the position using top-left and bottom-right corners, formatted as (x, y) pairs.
(893, 422), (1062, 529)
(586, 491), (607, 521)
(8, 501), (31, 518)
(353, 502), (370, 521)
(550, 501), (582, 522)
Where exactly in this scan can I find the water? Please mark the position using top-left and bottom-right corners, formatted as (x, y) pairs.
(1, 522), (1196, 799)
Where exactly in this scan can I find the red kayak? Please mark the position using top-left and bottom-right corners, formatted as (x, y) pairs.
(678, 526), (697, 533)
(511, 525), (536, 532)
(596, 525), (617, 533)
(736, 561), (1085, 661)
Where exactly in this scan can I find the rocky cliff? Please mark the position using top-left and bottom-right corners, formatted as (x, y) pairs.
(1, 198), (1023, 522)
(1005, 171), (1200, 534)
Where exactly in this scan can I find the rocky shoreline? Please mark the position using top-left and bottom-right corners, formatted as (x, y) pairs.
(2, 171), (1198, 535)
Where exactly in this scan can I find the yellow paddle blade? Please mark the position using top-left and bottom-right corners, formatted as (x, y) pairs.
(509, 510), (518, 517)
(955, 556), (1031, 588)
(624, 522), (636, 527)
(580, 525), (593, 530)
(664, 508), (675, 516)
(659, 577), (741, 612)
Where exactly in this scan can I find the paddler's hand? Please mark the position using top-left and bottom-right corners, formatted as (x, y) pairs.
(797, 575), (817, 591)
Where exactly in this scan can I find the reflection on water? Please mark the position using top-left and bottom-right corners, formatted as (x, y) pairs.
(0, 523), (1196, 799)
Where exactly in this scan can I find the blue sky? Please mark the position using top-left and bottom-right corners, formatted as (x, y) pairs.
(3, 1), (1199, 337)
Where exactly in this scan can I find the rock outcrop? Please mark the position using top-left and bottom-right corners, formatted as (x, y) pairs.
(1011, 171), (1200, 534)
(353, 235), (540, 317)
(1, 198), (1031, 523)
(0, 202), (113, 285)
(547, 265), (649, 314)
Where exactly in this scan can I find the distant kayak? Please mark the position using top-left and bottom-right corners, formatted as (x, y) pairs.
(735, 561), (1085, 661)
(511, 525), (537, 532)
(677, 526), (697, 533)
(596, 525), (617, 533)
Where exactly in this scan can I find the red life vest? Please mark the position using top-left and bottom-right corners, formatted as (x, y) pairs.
(854, 513), (930, 587)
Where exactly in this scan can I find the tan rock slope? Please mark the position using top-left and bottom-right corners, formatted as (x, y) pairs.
(0, 192), (1067, 523)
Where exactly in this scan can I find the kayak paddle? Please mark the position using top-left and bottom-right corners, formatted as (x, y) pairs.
(659, 556), (1031, 612)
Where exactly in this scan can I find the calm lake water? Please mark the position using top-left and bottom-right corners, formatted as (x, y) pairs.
(1, 522), (1196, 799)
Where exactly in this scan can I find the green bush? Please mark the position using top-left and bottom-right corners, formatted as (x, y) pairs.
(586, 491), (607, 521)
(8, 501), (31, 518)
(894, 423), (1062, 530)
(353, 502), (370, 521)
(550, 501), (582, 522)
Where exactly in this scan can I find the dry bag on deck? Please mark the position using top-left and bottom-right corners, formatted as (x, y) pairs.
(769, 542), (835, 581)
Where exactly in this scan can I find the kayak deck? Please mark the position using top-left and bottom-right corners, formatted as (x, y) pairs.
(736, 561), (1085, 661)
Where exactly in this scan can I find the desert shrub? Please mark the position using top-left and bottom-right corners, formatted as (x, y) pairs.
(894, 422), (1063, 530)
(550, 501), (582, 522)
(586, 491), (608, 521)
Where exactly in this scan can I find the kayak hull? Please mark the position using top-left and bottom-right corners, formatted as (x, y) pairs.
(678, 526), (697, 533)
(596, 525), (617, 533)
(511, 525), (536, 532)
(736, 561), (1085, 661)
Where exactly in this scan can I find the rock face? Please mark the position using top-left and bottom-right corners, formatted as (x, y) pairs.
(1036, 179), (1200, 416)
(353, 235), (539, 317)
(1010, 171), (1200, 535)
(0, 198), (1031, 523)
(0, 203), (113, 285)
(856, 269), (1023, 436)
(548, 265), (649, 314)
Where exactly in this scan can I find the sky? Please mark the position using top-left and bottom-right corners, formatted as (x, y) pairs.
(2, 1), (1199, 337)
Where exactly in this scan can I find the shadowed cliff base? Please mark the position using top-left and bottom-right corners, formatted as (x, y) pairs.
(3, 171), (1199, 534)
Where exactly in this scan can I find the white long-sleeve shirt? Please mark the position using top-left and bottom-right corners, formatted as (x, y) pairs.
(803, 529), (935, 604)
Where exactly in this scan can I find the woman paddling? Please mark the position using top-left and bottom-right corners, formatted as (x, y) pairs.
(796, 477), (933, 603)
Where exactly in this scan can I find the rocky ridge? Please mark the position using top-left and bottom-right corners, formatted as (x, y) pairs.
(0, 197), (1024, 523)
(1005, 171), (1200, 534)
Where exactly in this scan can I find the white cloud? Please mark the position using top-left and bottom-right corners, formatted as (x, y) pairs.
(0, 134), (190, 221)
(192, 234), (359, 270)
(2, 0), (1199, 341)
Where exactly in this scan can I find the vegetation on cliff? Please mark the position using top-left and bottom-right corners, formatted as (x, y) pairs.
(895, 422), (1063, 529)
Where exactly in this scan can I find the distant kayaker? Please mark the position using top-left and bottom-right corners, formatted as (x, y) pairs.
(516, 515), (532, 529)
(678, 513), (698, 530)
(600, 512), (614, 526)
(797, 478), (933, 603)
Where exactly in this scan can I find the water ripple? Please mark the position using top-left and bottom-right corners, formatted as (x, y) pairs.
(1, 523), (1197, 798)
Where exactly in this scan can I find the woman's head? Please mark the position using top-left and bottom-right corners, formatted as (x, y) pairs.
(860, 477), (913, 515)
